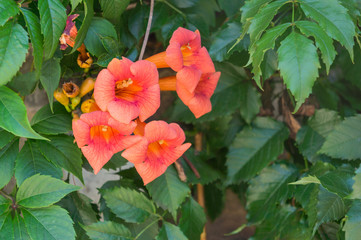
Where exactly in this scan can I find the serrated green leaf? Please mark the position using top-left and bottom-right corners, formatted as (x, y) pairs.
(17, 174), (80, 208)
(246, 163), (297, 223)
(0, 0), (19, 26)
(295, 20), (336, 73)
(204, 183), (225, 220)
(70, 0), (82, 12)
(40, 58), (61, 112)
(278, 32), (320, 111)
(31, 102), (72, 135)
(315, 186), (346, 233)
(248, 0), (288, 45)
(260, 49), (278, 80)
(0, 86), (46, 140)
(179, 198), (206, 240)
(289, 175), (321, 185)
(23, 205), (76, 240)
(84, 17), (117, 56)
(7, 72), (38, 96)
(125, 216), (159, 240)
(343, 199), (361, 240)
(319, 169), (354, 198)
(156, 222), (187, 240)
(0, 195), (11, 213)
(20, 8), (43, 76)
(170, 62), (248, 123)
(0, 22), (29, 86)
(218, 0), (242, 17)
(319, 115), (361, 160)
(103, 187), (155, 223)
(0, 139), (18, 189)
(226, 117), (289, 183)
(294, 183), (319, 230)
(249, 23), (291, 89)
(38, 0), (67, 59)
(240, 83), (261, 124)
(0, 212), (13, 240)
(84, 221), (132, 240)
(299, 0), (355, 60)
(209, 21), (245, 62)
(15, 140), (62, 186)
(296, 109), (341, 163)
(37, 135), (83, 182)
(349, 167), (361, 199)
(241, 0), (273, 24)
(13, 212), (31, 240)
(167, 0), (198, 8)
(0, 128), (14, 149)
(100, 0), (129, 24)
(71, 0), (94, 52)
(147, 167), (190, 218)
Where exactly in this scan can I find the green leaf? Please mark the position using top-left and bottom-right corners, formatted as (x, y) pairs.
(315, 187), (346, 233)
(260, 49), (278, 80)
(278, 32), (320, 111)
(0, 86), (46, 140)
(209, 21), (245, 62)
(241, 0), (273, 24)
(0, 139), (18, 189)
(226, 117), (289, 183)
(218, 0), (242, 17)
(299, 0), (355, 60)
(0, 128), (14, 149)
(156, 222), (187, 240)
(248, 0), (289, 44)
(37, 135), (83, 182)
(167, 0), (198, 8)
(20, 8), (43, 76)
(349, 167), (361, 199)
(289, 175), (321, 185)
(249, 23), (291, 89)
(204, 183), (225, 220)
(318, 168), (354, 198)
(15, 140), (62, 186)
(246, 163), (297, 223)
(7, 72), (38, 96)
(240, 83), (261, 124)
(23, 205), (76, 240)
(319, 115), (361, 160)
(0, 0), (19, 26)
(17, 174), (80, 208)
(125, 216), (159, 240)
(71, 0), (94, 52)
(343, 200), (361, 240)
(0, 212), (13, 240)
(0, 195), (11, 213)
(40, 58), (61, 112)
(84, 17), (117, 56)
(103, 187), (155, 223)
(170, 62), (248, 123)
(38, 0), (67, 59)
(70, 0), (82, 12)
(146, 167), (190, 218)
(13, 212), (31, 240)
(31, 102), (72, 135)
(296, 109), (341, 163)
(100, 0), (129, 24)
(295, 183), (319, 230)
(84, 221), (132, 240)
(179, 198), (206, 240)
(295, 20), (336, 73)
(0, 22), (29, 86)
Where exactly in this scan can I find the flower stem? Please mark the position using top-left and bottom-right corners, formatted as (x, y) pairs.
(139, 0), (154, 60)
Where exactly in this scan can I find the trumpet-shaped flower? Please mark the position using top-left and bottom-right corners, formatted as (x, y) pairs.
(121, 121), (191, 185)
(94, 58), (160, 124)
(146, 27), (215, 73)
(72, 111), (141, 174)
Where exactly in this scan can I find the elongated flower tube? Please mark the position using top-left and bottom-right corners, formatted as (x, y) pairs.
(94, 57), (160, 124)
(121, 120), (191, 185)
(146, 27), (215, 73)
(79, 77), (96, 97)
(60, 14), (78, 50)
(72, 111), (141, 174)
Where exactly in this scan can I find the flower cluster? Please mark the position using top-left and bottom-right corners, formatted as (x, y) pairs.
(58, 25), (220, 184)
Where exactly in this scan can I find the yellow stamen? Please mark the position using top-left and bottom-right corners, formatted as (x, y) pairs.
(102, 126), (108, 132)
(117, 78), (133, 89)
(159, 139), (165, 145)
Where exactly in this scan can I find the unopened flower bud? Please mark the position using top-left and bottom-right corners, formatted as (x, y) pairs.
(81, 99), (100, 113)
(62, 82), (80, 98)
(79, 77), (95, 97)
(70, 96), (81, 110)
(54, 88), (71, 112)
